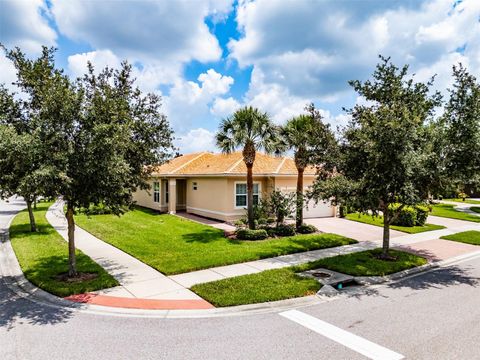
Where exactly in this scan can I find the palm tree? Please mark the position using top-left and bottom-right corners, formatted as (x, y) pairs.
(216, 106), (278, 229)
(281, 105), (336, 229)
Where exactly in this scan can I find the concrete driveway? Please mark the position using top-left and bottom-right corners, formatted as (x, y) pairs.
(304, 217), (404, 242)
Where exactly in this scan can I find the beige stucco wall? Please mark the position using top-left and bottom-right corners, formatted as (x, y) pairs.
(134, 175), (333, 221)
(185, 177), (230, 220)
(132, 179), (167, 212)
(274, 176), (315, 191)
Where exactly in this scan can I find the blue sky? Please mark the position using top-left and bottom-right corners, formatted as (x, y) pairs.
(1, 0), (479, 152)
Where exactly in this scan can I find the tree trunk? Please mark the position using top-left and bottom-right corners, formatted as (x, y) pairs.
(66, 204), (78, 277)
(246, 164), (255, 230)
(382, 206), (390, 257)
(296, 167), (304, 229)
(26, 200), (36, 232)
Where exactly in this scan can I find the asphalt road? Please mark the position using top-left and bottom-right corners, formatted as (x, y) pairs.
(1, 199), (480, 360)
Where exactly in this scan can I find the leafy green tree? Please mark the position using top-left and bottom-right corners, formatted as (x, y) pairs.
(280, 104), (336, 229)
(312, 56), (441, 258)
(58, 62), (174, 276)
(216, 106), (278, 229)
(442, 64), (480, 193)
(5, 47), (174, 276)
(0, 46), (70, 231)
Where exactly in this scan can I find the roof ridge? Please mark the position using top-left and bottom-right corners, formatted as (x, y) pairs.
(169, 152), (208, 174)
(226, 154), (244, 173)
(275, 156), (288, 174)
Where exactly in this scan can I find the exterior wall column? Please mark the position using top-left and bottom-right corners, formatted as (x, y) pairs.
(168, 178), (177, 214)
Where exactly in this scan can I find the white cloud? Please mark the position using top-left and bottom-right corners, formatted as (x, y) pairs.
(164, 69), (235, 132)
(0, 0), (57, 54)
(68, 50), (121, 78)
(175, 128), (216, 153)
(0, 54), (18, 92)
(51, 0), (231, 63)
(230, 0), (480, 101)
(210, 97), (241, 118)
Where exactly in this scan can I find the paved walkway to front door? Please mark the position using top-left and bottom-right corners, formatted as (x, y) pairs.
(175, 212), (236, 232)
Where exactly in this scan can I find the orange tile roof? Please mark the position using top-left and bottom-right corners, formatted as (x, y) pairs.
(152, 152), (317, 176)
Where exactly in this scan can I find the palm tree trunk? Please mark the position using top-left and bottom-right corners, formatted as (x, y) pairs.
(26, 200), (36, 232)
(296, 167), (304, 229)
(247, 164), (255, 230)
(66, 204), (78, 277)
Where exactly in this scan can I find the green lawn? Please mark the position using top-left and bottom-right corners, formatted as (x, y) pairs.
(441, 230), (480, 245)
(296, 249), (428, 276)
(75, 207), (357, 275)
(192, 249), (426, 307)
(431, 204), (480, 223)
(345, 213), (445, 233)
(443, 198), (480, 205)
(9, 202), (118, 297)
(192, 268), (320, 307)
(470, 207), (480, 214)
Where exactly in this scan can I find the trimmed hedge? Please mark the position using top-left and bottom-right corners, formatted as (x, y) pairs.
(296, 223), (318, 234)
(275, 224), (296, 237)
(236, 229), (269, 240)
(390, 204), (429, 227)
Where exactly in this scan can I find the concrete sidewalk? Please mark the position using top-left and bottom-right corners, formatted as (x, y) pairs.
(46, 201), (206, 302)
(169, 242), (378, 288)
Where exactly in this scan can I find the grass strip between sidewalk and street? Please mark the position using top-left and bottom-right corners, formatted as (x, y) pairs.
(9, 202), (119, 297)
(345, 213), (445, 234)
(75, 207), (357, 275)
(441, 230), (480, 246)
(191, 249), (427, 307)
(431, 204), (480, 223)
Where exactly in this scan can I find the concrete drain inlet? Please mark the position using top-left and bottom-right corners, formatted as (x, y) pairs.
(299, 268), (359, 291)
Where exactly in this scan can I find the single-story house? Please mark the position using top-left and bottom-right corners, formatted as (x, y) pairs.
(133, 151), (336, 222)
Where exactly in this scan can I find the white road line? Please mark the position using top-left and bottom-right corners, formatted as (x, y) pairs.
(279, 310), (404, 360)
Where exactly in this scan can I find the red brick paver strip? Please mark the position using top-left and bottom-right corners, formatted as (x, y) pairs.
(65, 293), (214, 310)
(396, 239), (479, 262)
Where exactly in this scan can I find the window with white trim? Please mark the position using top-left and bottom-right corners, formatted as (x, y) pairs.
(153, 182), (160, 203)
(235, 183), (259, 207)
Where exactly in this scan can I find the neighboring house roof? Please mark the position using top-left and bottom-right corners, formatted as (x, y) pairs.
(152, 152), (317, 177)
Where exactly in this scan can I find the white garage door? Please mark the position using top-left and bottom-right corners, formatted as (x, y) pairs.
(304, 200), (334, 218)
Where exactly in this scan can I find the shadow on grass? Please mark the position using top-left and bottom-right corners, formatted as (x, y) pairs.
(16, 253), (120, 298)
(181, 229), (240, 244)
(9, 223), (54, 238)
(0, 276), (74, 331)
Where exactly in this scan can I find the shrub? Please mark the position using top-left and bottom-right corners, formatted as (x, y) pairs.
(296, 223), (318, 234)
(389, 204), (416, 227)
(259, 190), (296, 227)
(234, 219), (246, 228)
(79, 203), (130, 215)
(257, 218), (268, 225)
(389, 203), (430, 227)
(275, 224), (296, 237)
(258, 224), (276, 237)
(415, 205), (429, 226)
(236, 229), (268, 240)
